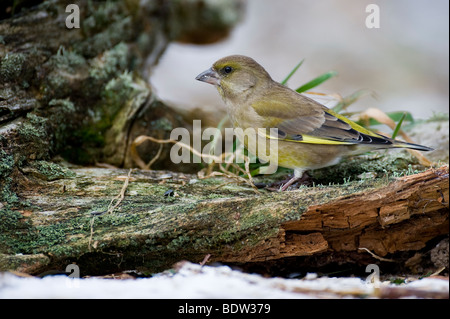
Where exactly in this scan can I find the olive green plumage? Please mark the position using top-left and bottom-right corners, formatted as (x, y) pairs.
(196, 55), (433, 190)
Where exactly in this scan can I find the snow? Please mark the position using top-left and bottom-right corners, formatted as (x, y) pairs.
(0, 262), (447, 299)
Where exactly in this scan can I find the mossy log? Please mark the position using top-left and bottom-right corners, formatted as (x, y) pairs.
(0, 0), (243, 201)
(0, 164), (447, 276)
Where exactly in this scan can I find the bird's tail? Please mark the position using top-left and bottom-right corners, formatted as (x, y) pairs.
(392, 140), (434, 151)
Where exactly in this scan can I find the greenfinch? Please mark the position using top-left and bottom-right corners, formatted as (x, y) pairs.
(195, 55), (433, 191)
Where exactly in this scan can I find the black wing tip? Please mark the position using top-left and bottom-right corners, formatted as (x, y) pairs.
(352, 133), (434, 152)
(393, 140), (434, 151)
(401, 143), (434, 152)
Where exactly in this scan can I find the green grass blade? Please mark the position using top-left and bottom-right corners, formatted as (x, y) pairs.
(295, 70), (338, 93)
(391, 112), (407, 139)
(281, 59), (304, 85)
(387, 111), (414, 124)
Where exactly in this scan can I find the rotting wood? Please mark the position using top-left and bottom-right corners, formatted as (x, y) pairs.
(0, 165), (447, 275)
(281, 166), (449, 258)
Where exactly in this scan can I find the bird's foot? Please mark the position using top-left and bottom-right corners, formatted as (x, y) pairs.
(265, 172), (312, 191)
(280, 172), (312, 191)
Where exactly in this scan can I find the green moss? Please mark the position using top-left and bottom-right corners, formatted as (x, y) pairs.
(76, 0), (138, 57)
(34, 225), (67, 249)
(54, 46), (87, 69)
(64, 114), (110, 164)
(59, 44), (134, 164)
(0, 207), (92, 257)
(102, 71), (137, 118)
(0, 208), (34, 254)
(48, 98), (76, 113)
(88, 42), (130, 82)
(30, 160), (76, 181)
(80, 1), (135, 58)
(18, 113), (48, 142)
(0, 150), (14, 178)
(31, 216), (91, 257)
(0, 52), (26, 82)
(0, 150), (18, 204)
(240, 209), (273, 229)
(310, 151), (424, 186)
(0, 209), (23, 234)
(150, 117), (174, 131)
(205, 193), (228, 199)
(83, 1), (121, 34)
(47, 98), (77, 152)
(40, 47), (87, 99)
(1, 178), (19, 204)
(95, 211), (142, 227)
(0, 253), (50, 273)
(67, 67), (148, 164)
(167, 234), (191, 251)
(15, 113), (50, 161)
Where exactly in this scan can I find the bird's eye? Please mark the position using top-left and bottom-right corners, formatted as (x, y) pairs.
(223, 66), (233, 74)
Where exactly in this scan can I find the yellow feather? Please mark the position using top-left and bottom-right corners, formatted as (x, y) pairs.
(288, 134), (354, 145)
(261, 131), (355, 145)
(325, 108), (381, 138)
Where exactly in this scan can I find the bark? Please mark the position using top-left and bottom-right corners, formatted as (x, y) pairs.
(0, 165), (447, 275)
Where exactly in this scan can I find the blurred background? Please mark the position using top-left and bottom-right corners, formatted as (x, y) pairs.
(150, 0), (449, 121)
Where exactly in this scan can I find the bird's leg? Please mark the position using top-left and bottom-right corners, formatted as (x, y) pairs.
(279, 169), (307, 191)
(279, 176), (300, 191)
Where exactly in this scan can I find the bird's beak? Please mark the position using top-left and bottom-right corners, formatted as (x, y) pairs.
(195, 68), (220, 86)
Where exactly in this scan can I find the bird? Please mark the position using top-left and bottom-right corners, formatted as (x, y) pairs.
(195, 55), (433, 191)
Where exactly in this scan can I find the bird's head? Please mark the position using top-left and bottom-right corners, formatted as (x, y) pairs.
(195, 55), (272, 101)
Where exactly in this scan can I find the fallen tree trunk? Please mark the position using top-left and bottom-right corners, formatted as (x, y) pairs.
(0, 164), (447, 276)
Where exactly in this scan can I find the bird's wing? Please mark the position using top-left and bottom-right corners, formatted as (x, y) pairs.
(252, 88), (392, 146)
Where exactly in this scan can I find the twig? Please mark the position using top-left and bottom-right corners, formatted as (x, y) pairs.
(199, 254), (211, 266)
(132, 135), (231, 165)
(430, 266), (447, 277)
(89, 169), (133, 251)
(131, 135), (261, 193)
(358, 247), (396, 262)
(106, 168), (133, 214)
(145, 144), (163, 170)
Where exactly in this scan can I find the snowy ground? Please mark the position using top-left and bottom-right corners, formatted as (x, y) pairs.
(0, 262), (447, 299)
